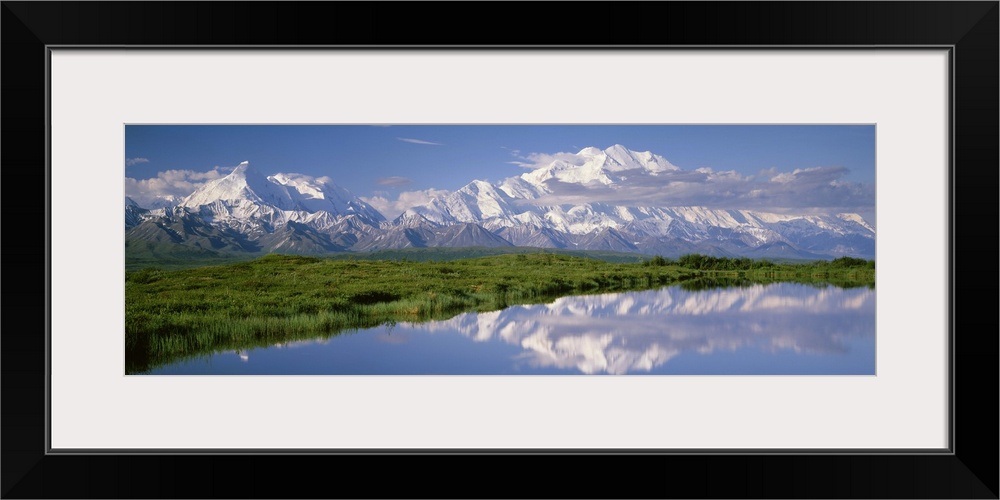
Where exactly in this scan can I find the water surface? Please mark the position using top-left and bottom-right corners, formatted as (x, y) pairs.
(147, 283), (875, 375)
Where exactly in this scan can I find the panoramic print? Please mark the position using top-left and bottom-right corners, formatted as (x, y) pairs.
(124, 125), (876, 375)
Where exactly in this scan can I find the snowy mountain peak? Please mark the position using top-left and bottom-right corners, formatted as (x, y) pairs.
(269, 172), (386, 222)
(520, 145), (680, 188)
(232, 160), (253, 175)
(836, 213), (875, 233)
(605, 143), (631, 155)
(178, 161), (385, 226)
(460, 179), (501, 196)
(181, 160), (289, 208)
(602, 144), (679, 173)
(228, 160), (263, 179)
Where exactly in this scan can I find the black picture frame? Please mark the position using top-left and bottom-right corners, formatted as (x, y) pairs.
(3, 2), (996, 498)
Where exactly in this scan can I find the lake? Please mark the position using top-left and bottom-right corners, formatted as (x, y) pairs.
(145, 282), (875, 375)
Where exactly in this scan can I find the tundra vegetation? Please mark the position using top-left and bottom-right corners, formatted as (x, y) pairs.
(125, 252), (875, 373)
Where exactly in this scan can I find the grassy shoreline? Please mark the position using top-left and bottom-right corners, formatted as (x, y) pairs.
(125, 253), (874, 373)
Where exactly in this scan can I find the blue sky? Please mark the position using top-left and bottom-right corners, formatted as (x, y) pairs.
(125, 125), (876, 223)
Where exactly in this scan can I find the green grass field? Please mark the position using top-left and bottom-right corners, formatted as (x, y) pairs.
(125, 252), (874, 373)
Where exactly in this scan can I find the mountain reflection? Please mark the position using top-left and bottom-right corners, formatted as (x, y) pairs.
(412, 283), (875, 374)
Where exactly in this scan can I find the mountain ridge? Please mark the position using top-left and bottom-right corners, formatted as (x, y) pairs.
(126, 148), (875, 259)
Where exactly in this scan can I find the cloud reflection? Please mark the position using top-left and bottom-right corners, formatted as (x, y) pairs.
(411, 283), (874, 374)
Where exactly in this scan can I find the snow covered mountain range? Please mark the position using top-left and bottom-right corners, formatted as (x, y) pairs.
(125, 147), (876, 259)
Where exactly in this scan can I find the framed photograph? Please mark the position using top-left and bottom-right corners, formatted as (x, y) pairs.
(4, 2), (996, 498)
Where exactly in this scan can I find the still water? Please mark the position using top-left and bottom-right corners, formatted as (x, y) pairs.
(147, 283), (875, 375)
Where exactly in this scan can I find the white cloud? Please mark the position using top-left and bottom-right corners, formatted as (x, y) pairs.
(397, 137), (443, 146)
(361, 188), (450, 219)
(125, 157), (149, 167)
(521, 162), (873, 215)
(125, 168), (226, 208)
